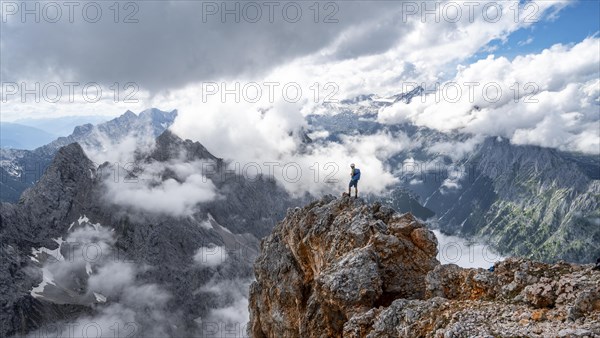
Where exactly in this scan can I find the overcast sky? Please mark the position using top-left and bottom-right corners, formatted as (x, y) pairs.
(1, 0), (599, 155)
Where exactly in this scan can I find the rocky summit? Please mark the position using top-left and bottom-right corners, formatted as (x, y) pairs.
(249, 196), (600, 338)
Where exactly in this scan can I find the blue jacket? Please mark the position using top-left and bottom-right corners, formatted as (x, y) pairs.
(351, 168), (361, 181)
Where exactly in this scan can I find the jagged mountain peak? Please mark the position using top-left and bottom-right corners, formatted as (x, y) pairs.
(21, 143), (94, 195)
(338, 86), (425, 106)
(475, 136), (591, 191)
(41, 108), (178, 153)
(53, 142), (89, 161)
(390, 85), (424, 103)
(139, 107), (178, 120)
(149, 130), (219, 163)
(15, 142), (97, 231)
(122, 109), (136, 118)
(72, 123), (94, 136)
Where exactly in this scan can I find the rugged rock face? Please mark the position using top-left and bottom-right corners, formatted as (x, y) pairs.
(249, 195), (439, 337)
(249, 196), (600, 338)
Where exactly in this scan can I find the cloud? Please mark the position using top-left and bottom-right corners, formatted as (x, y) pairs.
(433, 230), (504, 268)
(427, 136), (486, 161)
(204, 297), (249, 329)
(518, 36), (534, 46)
(102, 159), (219, 217)
(1, 0), (571, 121)
(28, 223), (174, 338)
(1, 1), (407, 93)
(154, 0), (575, 198)
(378, 37), (600, 154)
(196, 278), (253, 336)
(440, 165), (466, 193)
(290, 0), (571, 99)
(41, 226), (114, 291)
(81, 129), (157, 165)
(87, 262), (136, 296)
(174, 98), (416, 196)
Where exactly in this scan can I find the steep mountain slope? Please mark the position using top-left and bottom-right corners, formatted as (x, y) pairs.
(0, 131), (299, 337)
(424, 138), (600, 263)
(0, 108), (177, 202)
(249, 196), (600, 337)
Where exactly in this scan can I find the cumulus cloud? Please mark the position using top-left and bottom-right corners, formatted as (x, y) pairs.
(440, 165), (466, 193)
(379, 37), (600, 154)
(271, 0), (571, 100)
(102, 159), (219, 217)
(172, 93), (417, 196)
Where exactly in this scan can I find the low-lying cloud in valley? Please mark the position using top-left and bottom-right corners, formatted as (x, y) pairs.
(28, 224), (174, 338)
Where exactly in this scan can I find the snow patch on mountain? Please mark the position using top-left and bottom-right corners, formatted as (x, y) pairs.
(27, 218), (175, 337)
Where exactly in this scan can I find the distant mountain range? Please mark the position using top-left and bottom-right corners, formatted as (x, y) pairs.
(13, 115), (109, 137)
(1, 115), (111, 150)
(1, 122), (57, 149)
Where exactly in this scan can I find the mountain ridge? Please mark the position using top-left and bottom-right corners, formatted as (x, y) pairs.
(0, 108), (177, 202)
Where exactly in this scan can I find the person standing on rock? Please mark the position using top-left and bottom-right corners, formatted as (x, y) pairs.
(348, 163), (360, 198)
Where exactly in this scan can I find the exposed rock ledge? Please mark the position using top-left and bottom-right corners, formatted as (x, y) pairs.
(249, 195), (600, 338)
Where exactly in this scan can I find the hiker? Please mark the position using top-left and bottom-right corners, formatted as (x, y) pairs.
(348, 163), (361, 198)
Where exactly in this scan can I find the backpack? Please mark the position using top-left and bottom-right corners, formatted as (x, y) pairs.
(353, 168), (361, 180)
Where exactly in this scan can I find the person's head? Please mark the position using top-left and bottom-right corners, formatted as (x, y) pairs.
(350, 163), (355, 168)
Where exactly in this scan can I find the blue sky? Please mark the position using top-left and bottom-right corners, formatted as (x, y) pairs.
(473, 0), (599, 60)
